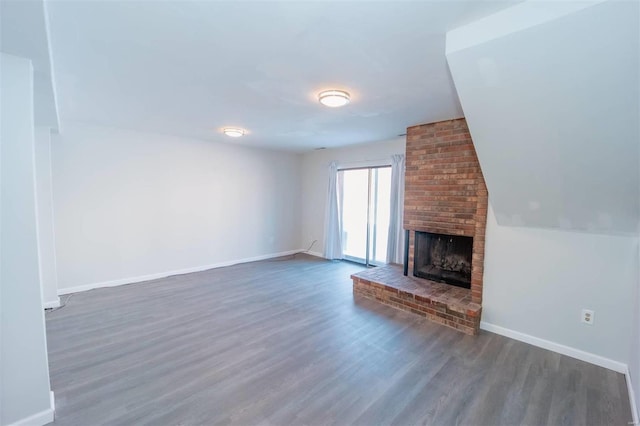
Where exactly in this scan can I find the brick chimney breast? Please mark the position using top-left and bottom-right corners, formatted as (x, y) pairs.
(404, 118), (488, 305)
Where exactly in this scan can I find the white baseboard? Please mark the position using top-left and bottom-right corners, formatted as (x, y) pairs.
(626, 367), (639, 426)
(480, 321), (627, 373)
(43, 298), (60, 309)
(305, 250), (325, 258)
(8, 391), (55, 426)
(58, 249), (303, 296)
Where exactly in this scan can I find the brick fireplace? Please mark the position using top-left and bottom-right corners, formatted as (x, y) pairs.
(352, 118), (488, 335)
(404, 118), (488, 304)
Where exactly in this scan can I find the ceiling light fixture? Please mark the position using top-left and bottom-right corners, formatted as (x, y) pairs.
(223, 128), (245, 137)
(318, 90), (351, 108)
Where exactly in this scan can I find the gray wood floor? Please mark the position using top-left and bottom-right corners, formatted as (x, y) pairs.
(46, 255), (632, 426)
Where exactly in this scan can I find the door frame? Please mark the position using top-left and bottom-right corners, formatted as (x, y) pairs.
(338, 163), (391, 267)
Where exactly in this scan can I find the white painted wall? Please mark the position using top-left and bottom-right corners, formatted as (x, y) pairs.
(51, 123), (301, 292)
(633, 62), (640, 414)
(631, 258), (640, 419)
(482, 204), (636, 366)
(446, 0), (640, 234)
(35, 126), (60, 308)
(299, 138), (405, 256)
(0, 53), (54, 426)
(1, 0), (60, 130)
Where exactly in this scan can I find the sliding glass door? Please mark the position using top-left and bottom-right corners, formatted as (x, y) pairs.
(341, 166), (391, 266)
(371, 167), (391, 264)
(341, 169), (369, 262)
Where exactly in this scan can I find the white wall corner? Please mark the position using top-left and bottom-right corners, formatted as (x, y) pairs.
(41, 0), (61, 132)
(626, 366), (640, 426)
(626, 367), (639, 426)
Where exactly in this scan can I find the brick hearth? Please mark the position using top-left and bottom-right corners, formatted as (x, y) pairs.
(351, 118), (488, 334)
(352, 265), (481, 335)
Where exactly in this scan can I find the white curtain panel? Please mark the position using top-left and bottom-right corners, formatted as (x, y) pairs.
(323, 162), (343, 259)
(387, 154), (406, 264)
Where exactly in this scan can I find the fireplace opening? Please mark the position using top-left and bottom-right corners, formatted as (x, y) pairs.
(414, 231), (472, 289)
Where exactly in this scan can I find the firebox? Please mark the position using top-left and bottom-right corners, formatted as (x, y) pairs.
(413, 231), (472, 289)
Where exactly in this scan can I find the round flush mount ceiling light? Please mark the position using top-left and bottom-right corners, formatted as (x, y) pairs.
(318, 90), (351, 108)
(223, 128), (245, 137)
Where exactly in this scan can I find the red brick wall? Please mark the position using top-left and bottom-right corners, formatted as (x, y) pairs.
(404, 118), (488, 304)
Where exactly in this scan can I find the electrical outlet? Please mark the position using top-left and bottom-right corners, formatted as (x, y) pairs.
(581, 309), (595, 325)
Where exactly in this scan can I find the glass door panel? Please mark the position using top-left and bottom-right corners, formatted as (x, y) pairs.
(341, 169), (369, 263)
(370, 167), (391, 265)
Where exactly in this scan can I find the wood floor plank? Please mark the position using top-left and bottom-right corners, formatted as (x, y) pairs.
(46, 255), (633, 425)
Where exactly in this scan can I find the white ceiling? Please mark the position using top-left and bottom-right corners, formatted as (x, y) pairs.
(447, 0), (639, 234)
(45, 0), (520, 151)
